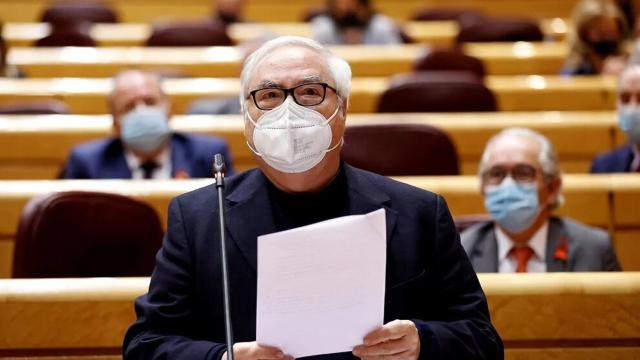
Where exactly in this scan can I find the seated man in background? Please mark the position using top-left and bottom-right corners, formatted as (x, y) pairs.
(61, 69), (234, 179)
(591, 65), (640, 172)
(462, 128), (620, 272)
(311, 0), (402, 45)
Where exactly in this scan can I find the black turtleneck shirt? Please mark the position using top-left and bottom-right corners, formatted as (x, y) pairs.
(266, 164), (350, 232)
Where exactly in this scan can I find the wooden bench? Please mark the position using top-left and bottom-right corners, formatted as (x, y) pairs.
(1, 272), (638, 359)
(0, 75), (618, 115)
(2, 174), (638, 278)
(0, 111), (622, 179)
(1, 18), (569, 48)
(6, 42), (579, 77)
(0, 0), (583, 23)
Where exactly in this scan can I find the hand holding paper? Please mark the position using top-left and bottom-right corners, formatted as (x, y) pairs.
(352, 320), (420, 360)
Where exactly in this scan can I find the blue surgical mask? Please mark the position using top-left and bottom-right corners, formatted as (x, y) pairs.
(618, 105), (640, 144)
(484, 177), (541, 234)
(120, 105), (171, 154)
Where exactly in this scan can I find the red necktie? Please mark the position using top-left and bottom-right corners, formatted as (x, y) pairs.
(511, 246), (534, 273)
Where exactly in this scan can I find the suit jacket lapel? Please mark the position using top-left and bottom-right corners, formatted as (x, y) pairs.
(546, 218), (569, 272)
(343, 165), (398, 243)
(471, 226), (499, 273)
(170, 135), (190, 178)
(104, 139), (132, 178)
(224, 170), (277, 272)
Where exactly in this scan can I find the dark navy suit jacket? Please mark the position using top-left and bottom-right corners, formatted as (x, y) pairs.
(123, 165), (503, 360)
(590, 144), (635, 173)
(60, 133), (234, 179)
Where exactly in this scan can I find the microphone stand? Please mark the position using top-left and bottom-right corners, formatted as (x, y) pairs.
(213, 154), (234, 360)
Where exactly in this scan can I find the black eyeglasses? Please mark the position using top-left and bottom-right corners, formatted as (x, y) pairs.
(248, 82), (337, 110)
(482, 164), (540, 186)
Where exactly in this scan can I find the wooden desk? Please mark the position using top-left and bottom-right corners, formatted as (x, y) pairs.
(1, 19), (569, 48)
(6, 42), (574, 77)
(0, 174), (623, 277)
(0, 0), (582, 23)
(0, 111), (621, 179)
(0, 75), (618, 115)
(1, 273), (639, 359)
(2, 21), (457, 48)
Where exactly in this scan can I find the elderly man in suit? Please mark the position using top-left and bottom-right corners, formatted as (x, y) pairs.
(60, 69), (234, 179)
(591, 64), (640, 173)
(123, 36), (502, 360)
(462, 127), (621, 272)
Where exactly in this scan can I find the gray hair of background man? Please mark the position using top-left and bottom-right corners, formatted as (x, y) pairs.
(238, 36), (352, 111)
(479, 127), (563, 208)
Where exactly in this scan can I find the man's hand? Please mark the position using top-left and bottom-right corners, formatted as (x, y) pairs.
(221, 342), (292, 360)
(352, 320), (420, 360)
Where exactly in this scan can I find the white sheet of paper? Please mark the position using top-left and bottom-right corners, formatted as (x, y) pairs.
(256, 208), (387, 358)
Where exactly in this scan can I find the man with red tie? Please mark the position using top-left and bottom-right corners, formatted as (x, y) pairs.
(462, 128), (621, 272)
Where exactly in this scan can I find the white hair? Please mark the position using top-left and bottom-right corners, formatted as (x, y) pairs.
(238, 36), (352, 110)
(479, 127), (564, 208)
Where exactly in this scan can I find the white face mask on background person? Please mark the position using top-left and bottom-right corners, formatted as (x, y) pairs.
(618, 105), (640, 144)
(120, 105), (171, 154)
(245, 97), (342, 173)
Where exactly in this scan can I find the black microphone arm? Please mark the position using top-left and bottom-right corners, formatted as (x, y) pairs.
(213, 154), (235, 360)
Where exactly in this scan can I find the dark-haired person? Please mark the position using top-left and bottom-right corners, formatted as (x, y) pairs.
(311, 0), (402, 45)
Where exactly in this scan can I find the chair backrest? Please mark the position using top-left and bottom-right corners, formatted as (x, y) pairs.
(412, 7), (480, 21)
(413, 48), (486, 78)
(0, 100), (70, 114)
(376, 71), (497, 113)
(35, 28), (97, 47)
(146, 20), (233, 46)
(456, 14), (544, 42)
(40, 1), (118, 24)
(341, 123), (459, 176)
(13, 191), (163, 278)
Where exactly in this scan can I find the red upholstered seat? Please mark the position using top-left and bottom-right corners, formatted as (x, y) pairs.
(376, 71), (497, 113)
(341, 123), (459, 176)
(413, 48), (486, 78)
(35, 25), (97, 47)
(0, 100), (70, 114)
(146, 20), (233, 47)
(456, 14), (544, 42)
(13, 191), (163, 278)
(412, 7), (481, 21)
(40, 1), (118, 24)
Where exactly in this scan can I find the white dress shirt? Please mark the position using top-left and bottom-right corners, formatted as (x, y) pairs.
(495, 222), (548, 273)
(124, 147), (172, 180)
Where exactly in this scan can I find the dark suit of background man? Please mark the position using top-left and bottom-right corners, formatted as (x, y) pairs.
(123, 36), (503, 360)
(462, 128), (620, 273)
(60, 69), (234, 179)
(591, 64), (640, 173)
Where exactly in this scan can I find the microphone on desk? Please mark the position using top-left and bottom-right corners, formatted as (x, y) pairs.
(212, 154), (235, 360)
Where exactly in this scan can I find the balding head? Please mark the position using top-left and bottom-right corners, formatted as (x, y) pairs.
(618, 65), (640, 107)
(108, 70), (170, 133)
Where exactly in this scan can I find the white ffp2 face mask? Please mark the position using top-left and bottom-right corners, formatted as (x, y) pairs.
(245, 98), (342, 173)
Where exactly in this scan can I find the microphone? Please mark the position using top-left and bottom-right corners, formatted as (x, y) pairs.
(212, 154), (234, 360)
